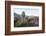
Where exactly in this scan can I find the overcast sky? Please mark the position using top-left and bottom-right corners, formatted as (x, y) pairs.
(13, 8), (39, 16)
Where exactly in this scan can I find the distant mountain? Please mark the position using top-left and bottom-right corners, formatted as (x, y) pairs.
(14, 13), (39, 19)
(14, 13), (21, 19)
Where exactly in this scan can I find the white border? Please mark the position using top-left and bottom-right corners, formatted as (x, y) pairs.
(11, 5), (42, 32)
